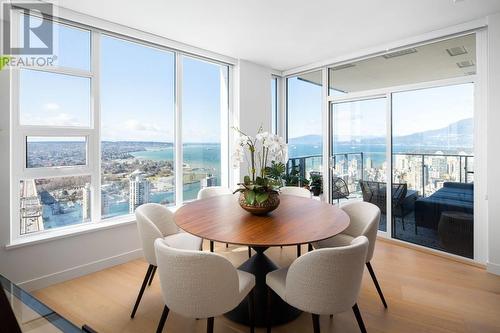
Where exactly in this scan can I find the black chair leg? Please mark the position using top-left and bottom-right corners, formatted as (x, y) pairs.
(401, 216), (405, 231)
(248, 289), (255, 333)
(308, 243), (313, 252)
(352, 303), (367, 333)
(312, 313), (320, 333)
(296, 244), (301, 257)
(248, 247), (252, 258)
(266, 287), (273, 333)
(366, 262), (387, 308)
(207, 317), (214, 333)
(131, 264), (154, 318)
(210, 240), (214, 252)
(148, 266), (157, 286)
(226, 243), (229, 248)
(156, 306), (169, 333)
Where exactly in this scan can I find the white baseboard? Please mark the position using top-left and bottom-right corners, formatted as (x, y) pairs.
(18, 249), (143, 291)
(487, 262), (500, 276)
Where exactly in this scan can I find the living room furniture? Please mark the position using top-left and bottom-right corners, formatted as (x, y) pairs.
(438, 211), (474, 258)
(359, 180), (417, 231)
(279, 186), (312, 198)
(331, 176), (350, 203)
(313, 201), (387, 309)
(174, 194), (350, 327)
(279, 186), (313, 257)
(132, 203), (202, 319)
(414, 182), (473, 234)
(154, 238), (256, 333)
(266, 236), (369, 333)
(0, 274), (97, 332)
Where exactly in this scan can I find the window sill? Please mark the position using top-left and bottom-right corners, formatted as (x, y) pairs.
(5, 215), (137, 250)
(5, 205), (183, 250)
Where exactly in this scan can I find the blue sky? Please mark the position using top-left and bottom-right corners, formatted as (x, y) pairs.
(21, 17), (473, 145)
(287, 74), (474, 140)
(20, 21), (224, 143)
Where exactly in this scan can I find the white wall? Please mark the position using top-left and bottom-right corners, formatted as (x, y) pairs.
(237, 60), (272, 136)
(233, 60), (273, 182)
(486, 12), (500, 275)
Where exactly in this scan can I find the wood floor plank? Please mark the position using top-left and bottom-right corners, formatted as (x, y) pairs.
(33, 240), (500, 333)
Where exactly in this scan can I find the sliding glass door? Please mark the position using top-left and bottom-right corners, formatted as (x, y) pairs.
(328, 82), (475, 257)
(330, 97), (388, 231)
(392, 83), (474, 258)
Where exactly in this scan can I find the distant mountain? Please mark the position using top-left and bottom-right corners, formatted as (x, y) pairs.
(289, 134), (323, 145)
(393, 118), (473, 147)
(289, 118), (473, 148)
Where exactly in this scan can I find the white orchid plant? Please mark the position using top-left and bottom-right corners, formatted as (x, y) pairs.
(232, 126), (288, 205)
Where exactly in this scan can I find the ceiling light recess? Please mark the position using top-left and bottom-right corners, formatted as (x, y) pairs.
(446, 46), (468, 56)
(382, 48), (418, 59)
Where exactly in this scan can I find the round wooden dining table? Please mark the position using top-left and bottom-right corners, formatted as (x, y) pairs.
(174, 194), (350, 327)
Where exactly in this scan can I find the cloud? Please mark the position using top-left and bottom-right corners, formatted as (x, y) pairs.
(24, 112), (83, 127)
(123, 119), (163, 133)
(43, 103), (60, 111)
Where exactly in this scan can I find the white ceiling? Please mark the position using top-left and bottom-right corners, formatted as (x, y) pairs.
(55, 0), (500, 71)
(299, 34), (476, 93)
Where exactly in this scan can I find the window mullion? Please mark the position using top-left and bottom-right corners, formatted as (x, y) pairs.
(90, 30), (101, 224)
(175, 53), (183, 204)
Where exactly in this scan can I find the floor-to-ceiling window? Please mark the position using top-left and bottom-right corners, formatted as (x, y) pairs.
(12, 11), (230, 239)
(286, 70), (323, 189)
(181, 56), (227, 201)
(100, 35), (175, 219)
(392, 83), (474, 257)
(330, 98), (388, 229)
(285, 33), (478, 258)
(16, 18), (93, 234)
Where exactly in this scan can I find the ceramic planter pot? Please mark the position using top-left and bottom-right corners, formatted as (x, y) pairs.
(238, 191), (280, 215)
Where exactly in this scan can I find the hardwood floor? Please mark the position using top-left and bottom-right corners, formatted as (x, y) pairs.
(34, 240), (500, 333)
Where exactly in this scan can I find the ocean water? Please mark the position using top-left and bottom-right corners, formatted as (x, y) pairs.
(42, 141), (460, 229)
(289, 143), (388, 168)
(102, 144), (221, 219)
(130, 143), (221, 170)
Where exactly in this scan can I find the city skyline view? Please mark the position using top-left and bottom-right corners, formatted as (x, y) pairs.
(18, 26), (474, 239)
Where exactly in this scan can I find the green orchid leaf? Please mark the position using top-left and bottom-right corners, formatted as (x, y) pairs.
(244, 176), (251, 185)
(245, 190), (256, 205)
(263, 177), (269, 187)
(255, 192), (269, 204)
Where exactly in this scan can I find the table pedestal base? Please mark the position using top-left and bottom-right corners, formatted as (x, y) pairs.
(225, 247), (301, 327)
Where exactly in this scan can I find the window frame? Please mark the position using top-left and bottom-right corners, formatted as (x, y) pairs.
(10, 10), (232, 242)
(271, 75), (278, 134)
(283, 30), (487, 264)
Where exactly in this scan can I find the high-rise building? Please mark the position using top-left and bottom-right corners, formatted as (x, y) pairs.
(201, 174), (217, 188)
(82, 183), (91, 221)
(101, 193), (110, 216)
(129, 171), (151, 213)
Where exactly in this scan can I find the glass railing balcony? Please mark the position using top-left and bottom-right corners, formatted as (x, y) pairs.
(286, 152), (473, 199)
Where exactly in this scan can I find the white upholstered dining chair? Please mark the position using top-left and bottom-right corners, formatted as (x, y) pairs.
(279, 186), (313, 256)
(266, 236), (369, 333)
(131, 203), (202, 318)
(313, 201), (387, 308)
(279, 186), (312, 198)
(154, 238), (256, 333)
